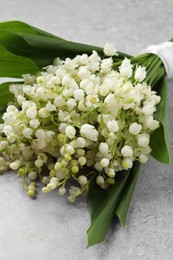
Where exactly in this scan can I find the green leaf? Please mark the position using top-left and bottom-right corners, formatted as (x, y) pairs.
(116, 161), (141, 226)
(0, 82), (13, 106)
(0, 43), (40, 77)
(0, 30), (54, 68)
(87, 170), (130, 247)
(150, 77), (171, 164)
(0, 20), (65, 39)
(0, 20), (38, 35)
(0, 21), (103, 68)
(0, 21), (128, 70)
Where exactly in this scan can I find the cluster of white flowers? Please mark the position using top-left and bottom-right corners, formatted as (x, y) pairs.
(0, 42), (161, 202)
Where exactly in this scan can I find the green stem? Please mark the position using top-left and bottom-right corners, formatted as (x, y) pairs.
(113, 52), (166, 88)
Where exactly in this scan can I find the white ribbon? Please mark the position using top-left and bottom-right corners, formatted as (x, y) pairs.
(141, 41), (173, 79)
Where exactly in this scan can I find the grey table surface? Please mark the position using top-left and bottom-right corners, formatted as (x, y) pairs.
(0, 0), (173, 259)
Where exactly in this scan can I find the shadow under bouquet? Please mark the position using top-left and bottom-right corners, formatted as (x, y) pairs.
(0, 21), (171, 247)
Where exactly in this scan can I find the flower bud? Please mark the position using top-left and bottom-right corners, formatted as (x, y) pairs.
(35, 159), (44, 168)
(58, 187), (66, 196)
(107, 120), (119, 132)
(10, 160), (20, 170)
(139, 154), (148, 163)
(30, 119), (40, 128)
(135, 66), (146, 82)
(122, 158), (133, 170)
(106, 178), (115, 185)
(129, 123), (142, 135)
(42, 187), (49, 193)
(64, 153), (71, 161)
(137, 134), (150, 147)
(100, 158), (109, 167)
(65, 126), (76, 139)
(99, 143), (109, 153)
(28, 171), (37, 181)
(119, 60), (133, 78)
(107, 169), (116, 178)
(80, 124), (98, 141)
(54, 162), (62, 171)
(68, 196), (75, 203)
(42, 176), (50, 184)
(26, 107), (37, 119)
(78, 175), (87, 185)
(27, 189), (35, 198)
(96, 176), (105, 186)
(121, 145), (133, 157)
(104, 42), (117, 56)
(78, 156), (87, 166)
(72, 166), (79, 174)
(47, 182), (57, 190)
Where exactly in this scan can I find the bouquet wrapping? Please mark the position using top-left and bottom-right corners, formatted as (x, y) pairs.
(0, 21), (171, 247)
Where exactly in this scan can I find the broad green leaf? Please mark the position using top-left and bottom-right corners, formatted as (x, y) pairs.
(0, 21), (103, 66)
(0, 30), (54, 68)
(150, 125), (170, 164)
(150, 77), (171, 164)
(22, 33), (104, 66)
(0, 82), (14, 106)
(0, 20), (38, 35)
(0, 20), (65, 39)
(23, 34), (103, 55)
(116, 161), (141, 226)
(0, 21), (128, 70)
(0, 21), (67, 67)
(0, 43), (40, 77)
(87, 170), (130, 247)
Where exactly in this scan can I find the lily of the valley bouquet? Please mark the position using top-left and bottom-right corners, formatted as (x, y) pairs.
(0, 21), (171, 247)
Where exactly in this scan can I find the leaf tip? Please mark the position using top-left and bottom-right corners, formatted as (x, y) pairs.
(116, 213), (126, 228)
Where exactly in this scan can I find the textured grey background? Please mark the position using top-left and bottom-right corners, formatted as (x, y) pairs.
(0, 0), (173, 259)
